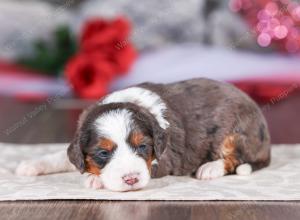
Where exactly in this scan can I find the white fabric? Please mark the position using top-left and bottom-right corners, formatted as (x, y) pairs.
(1, 143), (300, 201)
(0, 75), (70, 97)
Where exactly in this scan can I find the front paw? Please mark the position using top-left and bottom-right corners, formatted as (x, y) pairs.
(15, 160), (45, 176)
(196, 160), (225, 180)
(84, 174), (104, 190)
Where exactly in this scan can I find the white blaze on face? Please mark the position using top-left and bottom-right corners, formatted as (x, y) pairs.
(94, 109), (150, 191)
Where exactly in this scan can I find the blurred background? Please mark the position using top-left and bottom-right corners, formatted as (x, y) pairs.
(0, 0), (300, 144)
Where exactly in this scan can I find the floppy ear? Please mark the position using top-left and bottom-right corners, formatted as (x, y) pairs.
(152, 121), (169, 161)
(132, 107), (169, 161)
(67, 105), (96, 174)
(67, 134), (85, 174)
(68, 137), (85, 173)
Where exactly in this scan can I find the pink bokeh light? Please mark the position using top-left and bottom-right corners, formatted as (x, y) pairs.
(292, 6), (300, 21)
(229, 0), (300, 53)
(265, 2), (279, 16)
(257, 33), (272, 47)
(229, 0), (243, 12)
(274, 25), (289, 39)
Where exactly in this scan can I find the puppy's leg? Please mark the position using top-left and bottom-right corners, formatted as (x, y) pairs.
(196, 135), (253, 180)
(16, 150), (76, 176)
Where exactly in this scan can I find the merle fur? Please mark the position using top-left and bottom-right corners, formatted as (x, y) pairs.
(68, 78), (271, 177)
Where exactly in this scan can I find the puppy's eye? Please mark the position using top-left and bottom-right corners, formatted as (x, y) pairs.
(137, 144), (147, 153)
(97, 150), (110, 158)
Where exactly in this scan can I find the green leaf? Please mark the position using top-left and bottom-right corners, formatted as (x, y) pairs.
(17, 25), (78, 77)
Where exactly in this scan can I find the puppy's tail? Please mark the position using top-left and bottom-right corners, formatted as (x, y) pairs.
(15, 150), (76, 176)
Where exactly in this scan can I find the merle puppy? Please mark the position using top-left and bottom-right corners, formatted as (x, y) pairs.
(16, 78), (271, 192)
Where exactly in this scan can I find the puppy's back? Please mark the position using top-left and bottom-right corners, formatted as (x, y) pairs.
(141, 78), (271, 174)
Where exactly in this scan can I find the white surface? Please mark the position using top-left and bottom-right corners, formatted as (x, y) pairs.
(111, 45), (300, 90)
(1, 143), (300, 201)
(0, 75), (70, 97)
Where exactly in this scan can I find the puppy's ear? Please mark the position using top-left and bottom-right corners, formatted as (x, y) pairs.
(133, 108), (168, 161)
(67, 133), (85, 174)
(151, 120), (169, 161)
(67, 107), (93, 174)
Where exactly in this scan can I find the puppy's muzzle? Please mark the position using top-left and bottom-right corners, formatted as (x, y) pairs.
(122, 172), (140, 186)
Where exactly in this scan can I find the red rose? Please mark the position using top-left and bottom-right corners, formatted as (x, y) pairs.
(81, 17), (130, 49)
(80, 17), (137, 74)
(109, 43), (137, 74)
(65, 17), (137, 99)
(65, 53), (115, 99)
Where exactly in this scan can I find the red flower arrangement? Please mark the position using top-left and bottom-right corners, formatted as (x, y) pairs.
(229, 0), (300, 53)
(65, 17), (137, 99)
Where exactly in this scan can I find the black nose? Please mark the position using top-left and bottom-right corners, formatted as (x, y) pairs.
(122, 173), (140, 185)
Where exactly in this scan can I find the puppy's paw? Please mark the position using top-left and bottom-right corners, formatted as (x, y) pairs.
(84, 174), (104, 190)
(15, 160), (46, 176)
(196, 160), (225, 180)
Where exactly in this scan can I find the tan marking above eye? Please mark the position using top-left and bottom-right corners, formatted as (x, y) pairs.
(98, 138), (115, 151)
(130, 132), (144, 147)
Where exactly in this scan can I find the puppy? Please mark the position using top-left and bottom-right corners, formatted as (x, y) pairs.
(16, 78), (271, 192)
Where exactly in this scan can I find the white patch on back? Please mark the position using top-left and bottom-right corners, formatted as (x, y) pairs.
(94, 109), (150, 191)
(100, 87), (169, 129)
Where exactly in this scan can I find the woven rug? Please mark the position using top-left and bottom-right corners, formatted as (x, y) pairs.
(0, 143), (300, 201)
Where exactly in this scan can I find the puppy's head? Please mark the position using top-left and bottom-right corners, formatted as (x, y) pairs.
(68, 103), (167, 192)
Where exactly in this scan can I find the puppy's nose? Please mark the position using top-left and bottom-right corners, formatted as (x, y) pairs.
(122, 173), (139, 186)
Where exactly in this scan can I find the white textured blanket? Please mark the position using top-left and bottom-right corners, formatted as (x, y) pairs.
(0, 143), (300, 201)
